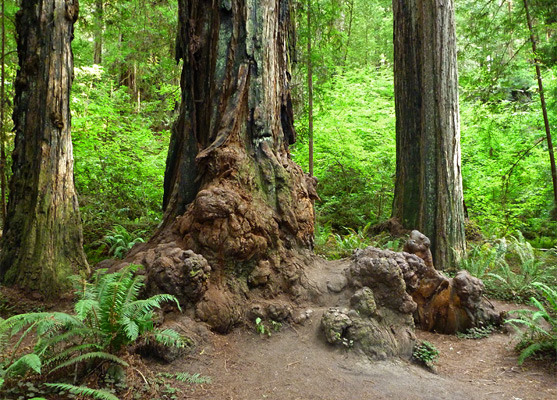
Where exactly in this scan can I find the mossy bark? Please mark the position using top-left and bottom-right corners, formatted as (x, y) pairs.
(0, 0), (89, 297)
(135, 0), (315, 330)
(392, 0), (465, 270)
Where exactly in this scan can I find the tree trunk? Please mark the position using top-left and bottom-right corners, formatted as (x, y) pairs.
(93, 0), (103, 64)
(0, 0), (7, 223)
(132, 0), (316, 332)
(392, 0), (465, 270)
(307, 0), (314, 177)
(0, 0), (89, 297)
(523, 0), (557, 219)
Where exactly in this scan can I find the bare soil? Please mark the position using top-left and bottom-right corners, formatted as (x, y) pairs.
(1, 259), (555, 400)
(148, 255), (556, 400)
(150, 300), (556, 400)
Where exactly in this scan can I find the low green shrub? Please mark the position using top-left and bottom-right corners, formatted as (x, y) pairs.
(0, 265), (185, 396)
(412, 340), (440, 368)
(102, 224), (146, 259)
(460, 234), (556, 303)
(506, 282), (557, 364)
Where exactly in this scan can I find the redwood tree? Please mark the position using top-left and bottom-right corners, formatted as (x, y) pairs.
(132, 0), (316, 331)
(392, 0), (465, 270)
(0, 0), (88, 296)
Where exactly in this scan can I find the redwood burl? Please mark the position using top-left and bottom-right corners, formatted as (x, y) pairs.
(130, 0), (316, 332)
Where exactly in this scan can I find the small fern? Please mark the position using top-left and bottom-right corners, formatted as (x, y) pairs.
(45, 382), (120, 400)
(3, 353), (41, 377)
(506, 282), (557, 364)
(0, 265), (185, 395)
(103, 225), (145, 259)
(158, 371), (212, 384)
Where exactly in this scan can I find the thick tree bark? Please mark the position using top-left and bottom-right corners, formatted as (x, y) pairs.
(132, 0), (316, 332)
(392, 0), (465, 270)
(0, 0), (89, 296)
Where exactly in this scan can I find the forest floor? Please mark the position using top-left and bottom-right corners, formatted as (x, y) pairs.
(1, 258), (556, 400)
(148, 257), (556, 400)
(150, 305), (556, 400)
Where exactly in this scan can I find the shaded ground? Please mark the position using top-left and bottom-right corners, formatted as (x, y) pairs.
(149, 255), (556, 400)
(150, 304), (555, 400)
(1, 258), (555, 399)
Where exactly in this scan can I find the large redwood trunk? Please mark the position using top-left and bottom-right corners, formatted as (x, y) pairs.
(392, 0), (465, 270)
(0, 0), (89, 296)
(131, 0), (316, 332)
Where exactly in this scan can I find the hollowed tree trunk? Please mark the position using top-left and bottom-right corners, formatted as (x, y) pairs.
(392, 0), (465, 270)
(0, 0), (88, 297)
(132, 0), (316, 331)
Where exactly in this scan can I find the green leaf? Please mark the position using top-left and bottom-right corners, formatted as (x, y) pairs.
(45, 383), (120, 400)
(5, 353), (41, 376)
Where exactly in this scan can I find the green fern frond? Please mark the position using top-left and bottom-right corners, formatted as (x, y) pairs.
(4, 353), (41, 377)
(0, 312), (78, 337)
(35, 326), (103, 356)
(119, 274), (145, 314)
(50, 351), (128, 373)
(121, 317), (140, 341)
(151, 328), (187, 348)
(75, 299), (100, 320)
(158, 371), (212, 384)
(125, 294), (181, 318)
(533, 282), (557, 311)
(517, 341), (552, 365)
(45, 383), (120, 400)
(43, 343), (104, 366)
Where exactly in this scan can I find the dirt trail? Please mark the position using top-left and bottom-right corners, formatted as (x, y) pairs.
(153, 305), (555, 400)
(151, 259), (556, 400)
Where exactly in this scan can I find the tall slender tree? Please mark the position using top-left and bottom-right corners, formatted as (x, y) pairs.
(392, 0), (465, 270)
(522, 0), (557, 218)
(0, 0), (89, 296)
(307, 0), (314, 177)
(0, 0), (7, 223)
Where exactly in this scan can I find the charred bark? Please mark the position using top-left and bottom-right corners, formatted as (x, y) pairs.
(131, 0), (316, 332)
(392, 0), (465, 270)
(0, 0), (89, 296)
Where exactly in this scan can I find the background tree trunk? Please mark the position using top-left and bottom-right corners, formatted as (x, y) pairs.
(93, 0), (103, 64)
(133, 0), (316, 332)
(392, 0), (465, 270)
(0, 0), (89, 296)
(522, 0), (557, 219)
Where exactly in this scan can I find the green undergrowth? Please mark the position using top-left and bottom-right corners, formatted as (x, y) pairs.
(456, 325), (497, 340)
(460, 233), (556, 303)
(314, 222), (403, 259)
(506, 282), (557, 365)
(0, 265), (187, 399)
(412, 340), (440, 369)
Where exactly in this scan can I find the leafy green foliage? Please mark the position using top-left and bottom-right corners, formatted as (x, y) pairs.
(255, 317), (269, 336)
(293, 67), (396, 232)
(456, 325), (496, 340)
(71, 64), (173, 256)
(506, 282), (557, 364)
(102, 224), (146, 259)
(73, 264), (183, 351)
(314, 222), (402, 260)
(460, 234), (556, 302)
(412, 341), (440, 368)
(45, 382), (120, 400)
(158, 372), (212, 385)
(0, 265), (185, 395)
